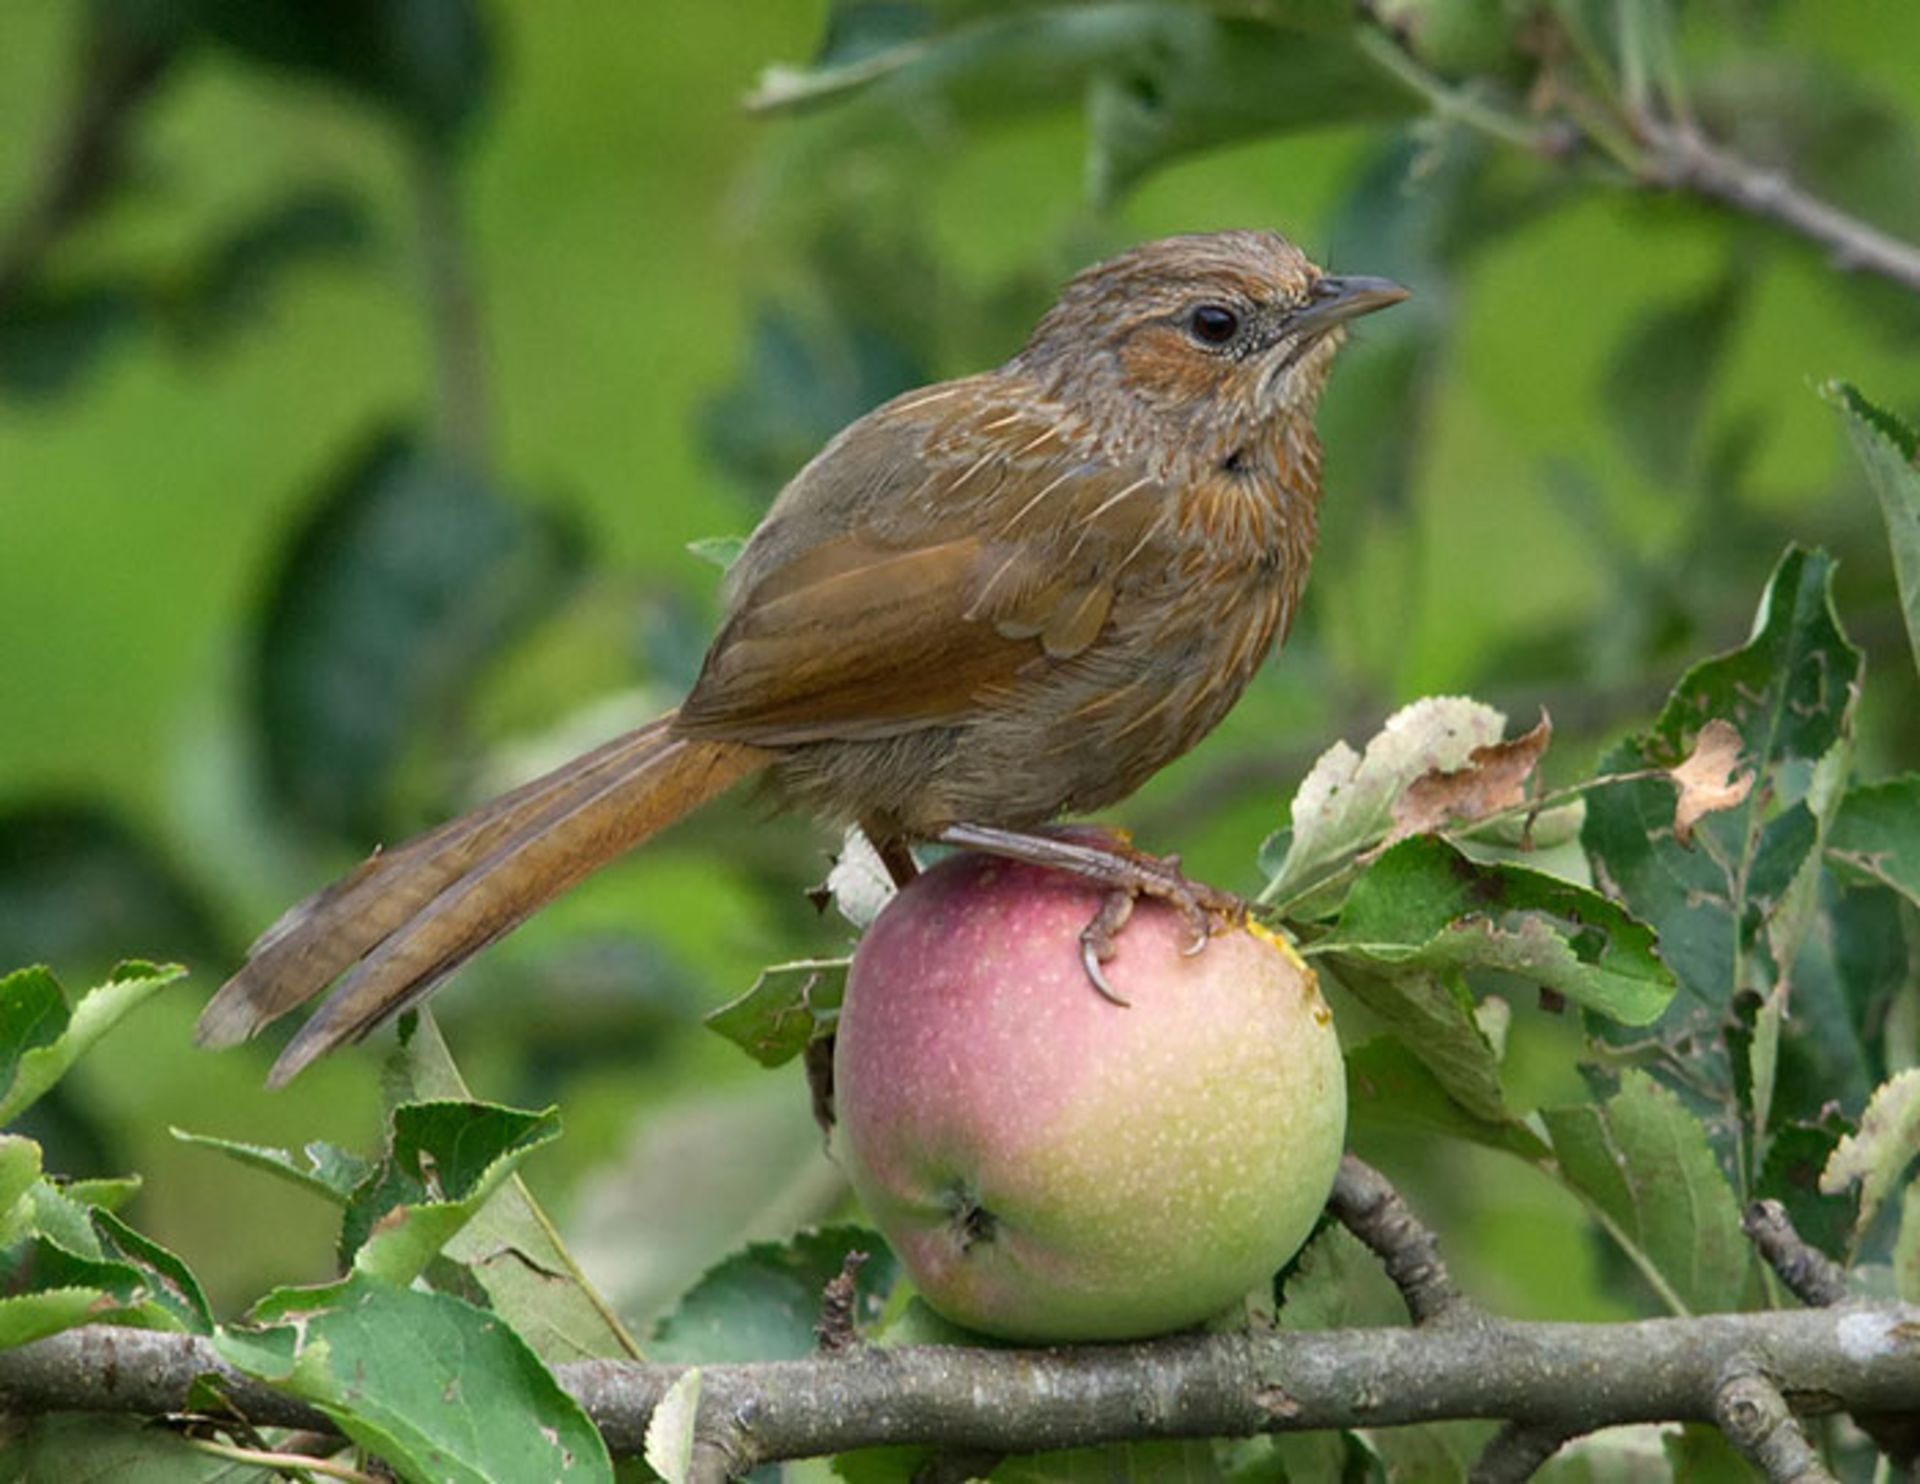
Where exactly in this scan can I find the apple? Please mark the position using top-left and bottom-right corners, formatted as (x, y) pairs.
(833, 848), (1345, 1343)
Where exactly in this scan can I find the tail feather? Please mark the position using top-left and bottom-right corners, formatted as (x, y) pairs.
(196, 714), (773, 1084)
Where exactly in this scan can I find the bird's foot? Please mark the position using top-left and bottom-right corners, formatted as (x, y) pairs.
(934, 822), (1246, 1003)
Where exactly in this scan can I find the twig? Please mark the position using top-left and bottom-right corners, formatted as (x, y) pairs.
(1637, 118), (1920, 298)
(184, 1436), (382, 1484)
(1326, 1155), (1470, 1325)
(8, 1304), (1920, 1471)
(815, 1249), (869, 1353)
(1469, 1420), (1576, 1484)
(1712, 1368), (1838, 1484)
(1744, 1201), (1848, 1308)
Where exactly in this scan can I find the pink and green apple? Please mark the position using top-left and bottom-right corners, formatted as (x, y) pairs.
(834, 849), (1345, 1343)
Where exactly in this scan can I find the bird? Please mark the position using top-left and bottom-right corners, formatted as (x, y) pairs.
(197, 229), (1407, 1087)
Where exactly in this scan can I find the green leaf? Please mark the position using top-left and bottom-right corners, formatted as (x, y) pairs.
(217, 1269), (612, 1484)
(1582, 545), (1861, 1150)
(1820, 1068), (1920, 1244)
(1542, 1070), (1751, 1314)
(170, 1127), (373, 1204)
(383, 1012), (641, 1362)
(1828, 777), (1920, 909)
(341, 1100), (563, 1287)
(1894, 1182), (1920, 1303)
(0, 1288), (121, 1351)
(992, 1441), (1226, 1482)
(649, 1225), (899, 1365)
(644, 1368), (702, 1484)
(255, 429), (582, 839)
(1606, 266), (1748, 484)
(1757, 1111), (1857, 1261)
(1315, 835), (1674, 1025)
(0, 1412), (268, 1482)
(0, 1135), (40, 1244)
(1262, 697), (1510, 911)
(1828, 381), (1920, 679)
(0, 962), (186, 1124)
(1278, 1223), (1407, 1331)
(92, 1210), (212, 1334)
(704, 958), (848, 1068)
(1344, 1036), (1549, 1161)
(1324, 961), (1509, 1124)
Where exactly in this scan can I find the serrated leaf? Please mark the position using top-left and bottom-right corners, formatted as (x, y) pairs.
(384, 1012), (641, 1362)
(170, 1127), (372, 1204)
(1316, 836), (1674, 1025)
(1343, 1037), (1548, 1161)
(1820, 1068), (1920, 1243)
(0, 1288), (123, 1351)
(1582, 545), (1861, 1153)
(92, 1210), (212, 1334)
(341, 1099), (562, 1286)
(704, 959), (848, 1068)
(60, 1175), (141, 1213)
(1263, 697), (1509, 910)
(1828, 777), (1920, 909)
(256, 429), (582, 838)
(1828, 381), (1920, 678)
(645, 1368), (702, 1484)
(649, 1225), (899, 1365)
(0, 962), (186, 1124)
(1542, 1070), (1750, 1314)
(1324, 962), (1509, 1123)
(216, 1269), (611, 1484)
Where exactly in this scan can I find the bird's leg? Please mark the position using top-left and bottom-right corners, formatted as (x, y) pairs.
(860, 819), (921, 890)
(934, 822), (1246, 1002)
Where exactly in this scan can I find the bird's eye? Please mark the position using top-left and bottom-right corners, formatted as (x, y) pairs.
(1187, 303), (1241, 347)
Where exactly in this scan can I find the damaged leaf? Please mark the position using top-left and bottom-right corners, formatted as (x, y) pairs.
(705, 959), (849, 1068)
(1389, 713), (1551, 842)
(1820, 1068), (1920, 1244)
(1669, 719), (1754, 847)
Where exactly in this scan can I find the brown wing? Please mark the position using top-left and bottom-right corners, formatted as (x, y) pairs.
(676, 383), (1169, 746)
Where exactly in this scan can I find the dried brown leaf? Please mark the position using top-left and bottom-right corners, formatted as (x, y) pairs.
(1670, 719), (1753, 846)
(1389, 713), (1552, 841)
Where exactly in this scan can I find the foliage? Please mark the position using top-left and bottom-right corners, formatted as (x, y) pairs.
(5, 0), (1920, 1477)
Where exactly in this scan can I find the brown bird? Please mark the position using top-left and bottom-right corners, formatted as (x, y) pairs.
(197, 230), (1407, 1086)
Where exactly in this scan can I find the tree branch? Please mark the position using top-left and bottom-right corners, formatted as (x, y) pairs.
(1327, 1155), (1470, 1325)
(1712, 1368), (1837, 1484)
(1744, 1200), (1848, 1309)
(6, 1304), (1919, 1471)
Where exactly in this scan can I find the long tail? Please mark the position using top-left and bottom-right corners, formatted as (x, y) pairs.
(196, 712), (774, 1087)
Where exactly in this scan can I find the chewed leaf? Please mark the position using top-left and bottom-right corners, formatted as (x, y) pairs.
(1669, 719), (1753, 847)
(1827, 777), (1920, 909)
(1265, 697), (1509, 907)
(170, 1127), (372, 1204)
(1827, 382), (1920, 679)
(1389, 712), (1551, 842)
(705, 959), (849, 1068)
(341, 1100), (563, 1287)
(0, 962), (185, 1124)
(217, 1270), (612, 1483)
(1819, 1069), (1920, 1243)
(1316, 836), (1674, 1026)
(1544, 1070), (1751, 1314)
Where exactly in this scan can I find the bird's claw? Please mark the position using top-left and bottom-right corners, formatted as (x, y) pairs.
(1074, 856), (1245, 1003)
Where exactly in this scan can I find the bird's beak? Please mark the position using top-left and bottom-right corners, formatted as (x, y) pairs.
(1289, 274), (1411, 339)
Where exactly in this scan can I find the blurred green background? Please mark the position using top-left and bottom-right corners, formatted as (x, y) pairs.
(3, 0), (1918, 1325)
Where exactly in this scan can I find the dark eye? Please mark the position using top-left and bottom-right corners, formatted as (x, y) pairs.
(1187, 303), (1241, 347)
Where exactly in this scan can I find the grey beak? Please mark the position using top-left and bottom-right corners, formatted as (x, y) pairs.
(1290, 274), (1411, 338)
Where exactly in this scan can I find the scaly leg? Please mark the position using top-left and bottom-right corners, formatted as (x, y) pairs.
(935, 822), (1246, 1004)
